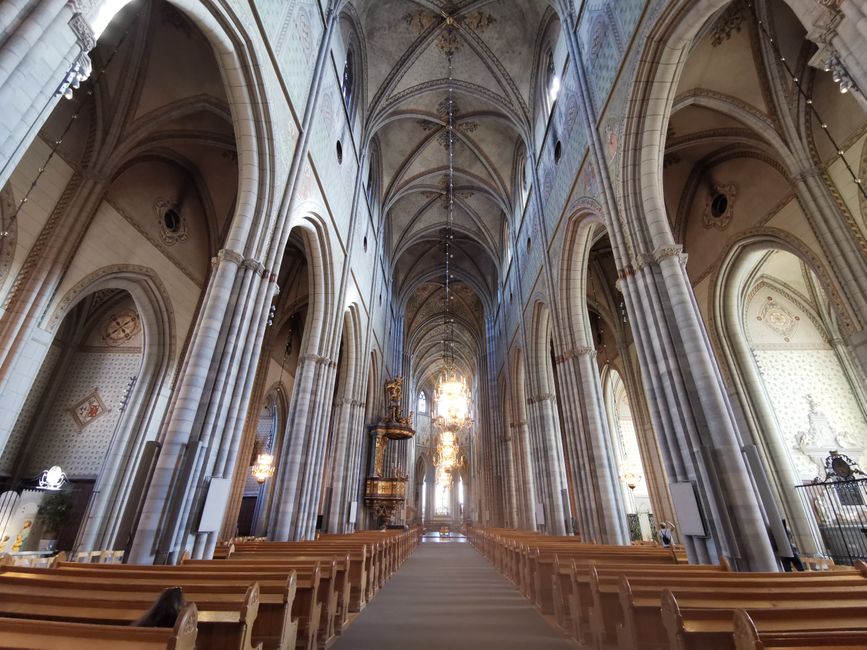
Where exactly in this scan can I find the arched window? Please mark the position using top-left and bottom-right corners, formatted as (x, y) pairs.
(545, 50), (560, 111)
(341, 49), (354, 110)
(417, 391), (427, 414)
(366, 164), (375, 204)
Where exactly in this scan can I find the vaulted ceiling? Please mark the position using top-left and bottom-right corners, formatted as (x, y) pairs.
(352, 0), (552, 387)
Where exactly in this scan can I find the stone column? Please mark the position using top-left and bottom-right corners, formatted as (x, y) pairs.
(129, 252), (276, 563)
(271, 352), (339, 540)
(552, 0), (776, 568)
(501, 428), (519, 528)
(132, 0), (343, 560)
(617, 342), (677, 531)
(525, 393), (568, 535)
(0, 1), (87, 189)
(326, 397), (365, 532)
(556, 347), (629, 544)
(620, 247), (777, 570)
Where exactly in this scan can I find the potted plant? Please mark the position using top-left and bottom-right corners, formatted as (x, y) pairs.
(35, 491), (74, 551)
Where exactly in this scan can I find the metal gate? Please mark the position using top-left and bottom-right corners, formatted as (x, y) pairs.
(795, 452), (867, 566)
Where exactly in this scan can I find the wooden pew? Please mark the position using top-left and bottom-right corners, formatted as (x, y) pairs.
(0, 569), (265, 650)
(48, 561), (307, 650)
(180, 558), (337, 644)
(201, 553), (351, 628)
(224, 546), (369, 619)
(616, 572), (867, 650)
(732, 609), (867, 650)
(578, 563), (731, 646)
(227, 544), (370, 610)
(530, 544), (682, 613)
(0, 601), (198, 649)
(661, 587), (867, 650)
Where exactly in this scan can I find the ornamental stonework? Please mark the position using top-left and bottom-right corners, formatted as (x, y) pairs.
(710, 2), (746, 47)
(757, 296), (800, 340)
(703, 183), (737, 230)
(153, 198), (188, 245)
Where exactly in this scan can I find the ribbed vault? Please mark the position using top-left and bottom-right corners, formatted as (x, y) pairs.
(354, 0), (552, 389)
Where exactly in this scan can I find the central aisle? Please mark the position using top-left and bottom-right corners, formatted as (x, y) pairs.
(332, 540), (576, 650)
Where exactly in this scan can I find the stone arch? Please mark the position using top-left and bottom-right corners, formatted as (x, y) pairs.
(530, 8), (562, 126)
(287, 212), (338, 358)
(74, 0), (277, 256)
(711, 228), (857, 339)
(45, 263), (175, 363)
(529, 301), (555, 397)
(559, 206), (607, 352)
(712, 230), (867, 559)
(600, 365), (654, 539)
(237, 382), (288, 538)
(620, 0), (830, 254)
(29, 264), (176, 551)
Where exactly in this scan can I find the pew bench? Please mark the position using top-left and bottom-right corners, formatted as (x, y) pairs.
(50, 562), (308, 650)
(733, 609), (867, 650)
(615, 571), (867, 650)
(227, 543), (376, 597)
(661, 589), (867, 650)
(0, 570), (265, 650)
(212, 557), (350, 635)
(569, 562), (730, 645)
(530, 545), (681, 614)
(0, 602), (198, 650)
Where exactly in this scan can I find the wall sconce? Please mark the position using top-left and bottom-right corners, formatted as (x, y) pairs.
(38, 466), (67, 491)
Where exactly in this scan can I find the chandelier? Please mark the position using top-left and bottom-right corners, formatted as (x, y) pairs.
(434, 371), (471, 431)
(434, 430), (465, 488)
(619, 459), (643, 491)
(432, 35), (472, 436)
(251, 453), (276, 484)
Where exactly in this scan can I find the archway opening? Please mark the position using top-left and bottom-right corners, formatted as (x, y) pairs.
(603, 368), (654, 541)
(0, 289), (145, 552)
(722, 245), (867, 562)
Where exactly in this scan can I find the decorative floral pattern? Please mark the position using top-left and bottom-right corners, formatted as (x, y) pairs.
(101, 309), (140, 346)
(753, 349), (867, 481)
(757, 297), (800, 340)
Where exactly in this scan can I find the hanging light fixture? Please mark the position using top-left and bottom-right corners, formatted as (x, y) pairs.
(433, 35), (472, 436)
(434, 430), (465, 488)
(251, 453), (276, 484)
(619, 459), (643, 491)
(434, 373), (471, 431)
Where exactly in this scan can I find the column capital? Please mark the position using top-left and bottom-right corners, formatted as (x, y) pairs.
(241, 257), (266, 276)
(215, 248), (245, 266)
(632, 245), (688, 271)
(791, 166), (822, 184)
(527, 393), (555, 405)
(555, 347), (596, 363)
(299, 352), (337, 368)
(653, 244), (686, 264)
(68, 12), (96, 51)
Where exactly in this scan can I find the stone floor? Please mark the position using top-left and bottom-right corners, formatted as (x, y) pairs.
(331, 541), (576, 649)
